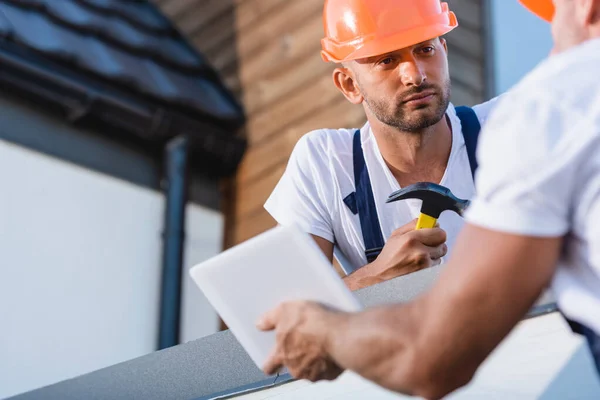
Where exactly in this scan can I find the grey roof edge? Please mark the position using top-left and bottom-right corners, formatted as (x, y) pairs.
(0, 41), (246, 176)
(5, 266), (558, 400)
(194, 374), (295, 400)
(193, 269), (558, 400)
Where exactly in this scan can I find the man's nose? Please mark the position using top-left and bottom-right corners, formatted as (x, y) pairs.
(399, 57), (427, 87)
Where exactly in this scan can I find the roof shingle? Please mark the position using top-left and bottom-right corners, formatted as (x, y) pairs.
(0, 0), (245, 175)
(0, 0), (243, 126)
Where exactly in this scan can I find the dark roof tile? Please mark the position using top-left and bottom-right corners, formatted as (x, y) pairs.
(76, 0), (172, 32)
(0, 7), (9, 32)
(0, 0), (244, 124)
(3, 0), (204, 70)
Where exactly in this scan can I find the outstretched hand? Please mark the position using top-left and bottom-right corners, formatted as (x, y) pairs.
(256, 301), (345, 382)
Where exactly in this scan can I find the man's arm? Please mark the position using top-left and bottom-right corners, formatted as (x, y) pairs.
(312, 235), (334, 262)
(261, 224), (562, 398)
(312, 220), (448, 291)
(323, 224), (561, 398)
(312, 235), (377, 289)
(260, 68), (579, 398)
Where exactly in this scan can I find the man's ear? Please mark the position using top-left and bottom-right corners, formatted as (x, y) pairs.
(439, 37), (448, 53)
(577, 0), (598, 25)
(588, 0), (600, 23)
(332, 66), (364, 105)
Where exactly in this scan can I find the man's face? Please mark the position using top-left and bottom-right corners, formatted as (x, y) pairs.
(551, 0), (594, 52)
(351, 38), (451, 133)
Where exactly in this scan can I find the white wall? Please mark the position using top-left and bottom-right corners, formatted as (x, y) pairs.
(181, 202), (222, 343)
(0, 140), (221, 398)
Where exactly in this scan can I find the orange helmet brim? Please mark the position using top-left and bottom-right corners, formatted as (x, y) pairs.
(345, 24), (457, 62)
(320, 1), (459, 63)
(519, 0), (554, 22)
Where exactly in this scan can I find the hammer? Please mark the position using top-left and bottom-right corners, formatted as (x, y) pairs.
(386, 182), (470, 230)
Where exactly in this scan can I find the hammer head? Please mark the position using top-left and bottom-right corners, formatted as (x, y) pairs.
(386, 182), (470, 219)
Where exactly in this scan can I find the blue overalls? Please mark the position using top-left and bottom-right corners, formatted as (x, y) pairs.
(344, 106), (600, 374)
(344, 106), (481, 263)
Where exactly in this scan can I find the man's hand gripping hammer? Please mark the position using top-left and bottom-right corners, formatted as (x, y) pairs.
(387, 182), (470, 229)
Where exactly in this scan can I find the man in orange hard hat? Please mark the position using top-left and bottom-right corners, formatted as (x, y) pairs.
(259, 0), (600, 397)
(265, 0), (499, 290)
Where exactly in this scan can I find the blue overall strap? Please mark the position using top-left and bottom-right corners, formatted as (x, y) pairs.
(566, 318), (600, 375)
(455, 106), (481, 178)
(350, 129), (385, 263)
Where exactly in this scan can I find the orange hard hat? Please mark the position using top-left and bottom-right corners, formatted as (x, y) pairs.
(320, 0), (458, 63)
(519, 0), (554, 22)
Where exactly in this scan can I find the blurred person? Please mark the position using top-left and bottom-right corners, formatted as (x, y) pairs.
(264, 0), (498, 289)
(258, 0), (600, 398)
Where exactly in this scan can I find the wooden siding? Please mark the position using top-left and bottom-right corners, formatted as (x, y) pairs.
(155, 0), (487, 249)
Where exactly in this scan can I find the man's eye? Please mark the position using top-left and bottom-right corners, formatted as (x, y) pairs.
(380, 57), (393, 65)
(420, 46), (434, 54)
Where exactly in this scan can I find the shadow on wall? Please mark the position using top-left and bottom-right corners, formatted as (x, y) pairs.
(153, 0), (244, 249)
(153, 0), (243, 111)
(153, 0), (243, 331)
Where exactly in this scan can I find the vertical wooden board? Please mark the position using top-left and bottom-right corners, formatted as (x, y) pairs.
(235, 99), (366, 220)
(242, 52), (333, 115)
(174, 0), (235, 36)
(246, 73), (343, 146)
(190, 11), (236, 55)
(158, 0), (200, 20)
(235, 0), (290, 32)
(211, 2), (322, 78)
(237, 99), (366, 184)
(219, 177), (238, 250)
(235, 163), (286, 219)
(223, 74), (242, 98)
(236, 15), (324, 90)
(234, 0), (324, 61)
(210, 42), (242, 77)
(236, 136), (298, 185)
(233, 209), (277, 244)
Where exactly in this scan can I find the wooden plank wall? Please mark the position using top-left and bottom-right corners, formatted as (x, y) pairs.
(154, 0), (487, 249)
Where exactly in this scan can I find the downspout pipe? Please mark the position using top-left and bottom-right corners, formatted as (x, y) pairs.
(158, 134), (189, 350)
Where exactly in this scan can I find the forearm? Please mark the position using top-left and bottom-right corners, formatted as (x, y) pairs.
(324, 302), (429, 396)
(413, 227), (561, 381)
(310, 234), (383, 291)
(328, 225), (561, 399)
(343, 262), (382, 291)
(325, 282), (530, 399)
(342, 273), (363, 291)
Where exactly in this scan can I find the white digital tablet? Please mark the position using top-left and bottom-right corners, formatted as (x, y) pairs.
(189, 225), (362, 369)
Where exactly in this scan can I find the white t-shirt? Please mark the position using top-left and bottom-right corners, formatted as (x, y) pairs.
(465, 38), (600, 335)
(265, 101), (498, 273)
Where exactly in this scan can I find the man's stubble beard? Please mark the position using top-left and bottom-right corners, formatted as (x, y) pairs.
(361, 80), (451, 133)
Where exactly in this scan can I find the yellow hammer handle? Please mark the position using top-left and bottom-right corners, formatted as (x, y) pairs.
(416, 213), (437, 229)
